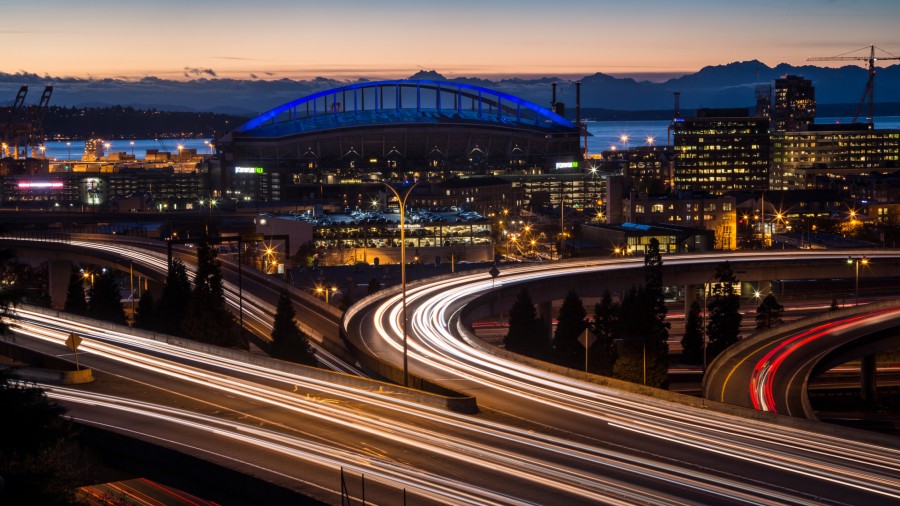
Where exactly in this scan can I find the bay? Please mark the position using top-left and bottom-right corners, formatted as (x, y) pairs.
(37, 115), (900, 161)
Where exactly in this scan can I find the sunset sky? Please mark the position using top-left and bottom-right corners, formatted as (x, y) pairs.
(5, 0), (900, 81)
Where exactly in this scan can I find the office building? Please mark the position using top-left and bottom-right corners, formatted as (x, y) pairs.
(773, 75), (816, 133)
(674, 108), (770, 194)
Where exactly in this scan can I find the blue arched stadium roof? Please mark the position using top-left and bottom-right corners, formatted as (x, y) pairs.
(235, 79), (579, 137)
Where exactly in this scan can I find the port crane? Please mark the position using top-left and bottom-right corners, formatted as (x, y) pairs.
(807, 45), (900, 125)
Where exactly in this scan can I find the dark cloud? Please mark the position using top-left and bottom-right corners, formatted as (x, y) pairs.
(183, 67), (218, 78)
(249, 73), (258, 79)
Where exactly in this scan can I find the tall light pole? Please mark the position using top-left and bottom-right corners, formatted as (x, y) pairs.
(848, 256), (869, 306)
(701, 273), (717, 371)
(384, 180), (420, 387)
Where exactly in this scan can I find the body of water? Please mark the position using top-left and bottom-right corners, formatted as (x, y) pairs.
(42, 138), (213, 161)
(38, 116), (900, 161)
(583, 116), (900, 155)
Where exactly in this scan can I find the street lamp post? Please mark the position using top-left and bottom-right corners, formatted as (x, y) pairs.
(316, 285), (337, 304)
(383, 180), (420, 387)
(701, 273), (717, 371)
(847, 256), (869, 306)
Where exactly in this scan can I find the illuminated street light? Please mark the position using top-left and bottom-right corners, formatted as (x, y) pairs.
(315, 285), (338, 304)
(847, 256), (869, 306)
(130, 141), (135, 156)
(383, 179), (420, 387)
(646, 136), (655, 145)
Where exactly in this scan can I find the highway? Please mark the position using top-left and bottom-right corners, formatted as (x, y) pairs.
(705, 303), (900, 417)
(7, 240), (900, 503)
(345, 251), (900, 504)
(7, 306), (804, 505)
(0, 235), (360, 374)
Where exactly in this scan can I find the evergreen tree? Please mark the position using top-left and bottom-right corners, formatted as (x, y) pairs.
(87, 270), (127, 324)
(642, 238), (670, 387)
(63, 269), (87, 316)
(613, 286), (650, 383)
(706, 261), (742, 360)
(0, 247), (16, 334)
(755, 293), (785, 330)
(0, 369), (85, 504)
(680, 299), (704, 365)
(367, 277), (382, 295)
(157, 259), (191, 336)
(504, 288), (550, 358)
(270, 290), (317, 366)
(590, 289), (619, 375)
(552, 290), (588, 368)
(133, 291), (157, 330)
(183, 237), (247, 348)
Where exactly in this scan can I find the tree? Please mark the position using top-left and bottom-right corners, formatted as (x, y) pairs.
(0, 247), (16, 334)
(0, 369), (85, 504)
(133, 291), (156, 330)
(755, 293), (784, 330)
(552, 290), (588, 368)
(87, 270), (127, 324)
(642, 238), (670, 387)
(590, 289), (619, 375)
(367, 278), (382, 295)
(504, 288), (550, 359)
(613, 286), (650, 383)
(706, 261), (742, 360)
(270, 290), (317, 366)
(157, 259), (191, 336)
(183, 237), (247, 349)
(680, 300), (704, 365)
(63, 269), (87, 316)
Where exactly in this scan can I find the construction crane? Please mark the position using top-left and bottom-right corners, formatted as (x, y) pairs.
(27, 86), (52, 157)
(1, 86), (27, 157)
(807, 45), (900, 125)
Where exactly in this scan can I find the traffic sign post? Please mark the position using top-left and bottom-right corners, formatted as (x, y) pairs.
(65, 332), (82, 370)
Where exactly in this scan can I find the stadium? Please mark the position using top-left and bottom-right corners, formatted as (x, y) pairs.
(216, 79), (584, 191)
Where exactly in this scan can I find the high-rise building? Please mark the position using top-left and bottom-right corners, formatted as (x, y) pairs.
(673, 109), (770, 194)
(773, 75), (816, 132)
(755, 84), (772, 119)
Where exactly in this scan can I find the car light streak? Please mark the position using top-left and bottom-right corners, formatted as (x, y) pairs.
(354, 252), (900, 501)
(750, 307), (900, 413)
(9, 236), (900, 502)
(10, 308), (841, 505)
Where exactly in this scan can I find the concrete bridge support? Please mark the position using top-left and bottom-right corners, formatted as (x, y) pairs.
(48, 259), (73, 310)
(861, 354), (877, 407)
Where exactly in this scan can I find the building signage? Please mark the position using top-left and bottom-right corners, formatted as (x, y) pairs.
(555, 161), (579, 169)
(235, 166), (264, 174)
(18, 181), (64, 189)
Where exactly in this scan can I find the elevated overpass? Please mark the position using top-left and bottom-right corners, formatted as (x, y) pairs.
(704, 301), (900, 418)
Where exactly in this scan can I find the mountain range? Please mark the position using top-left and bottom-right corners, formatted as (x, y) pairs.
(2, 61), (899, 117)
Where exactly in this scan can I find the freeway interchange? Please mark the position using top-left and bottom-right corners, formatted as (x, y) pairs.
(6, 239), (900, 504)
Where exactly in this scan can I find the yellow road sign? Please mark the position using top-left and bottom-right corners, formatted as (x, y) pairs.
(65, 332), (82, 352)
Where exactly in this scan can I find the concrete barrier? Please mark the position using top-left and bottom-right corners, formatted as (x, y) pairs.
(59, 368), (95, 384)
(0, 339), (94, 384)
